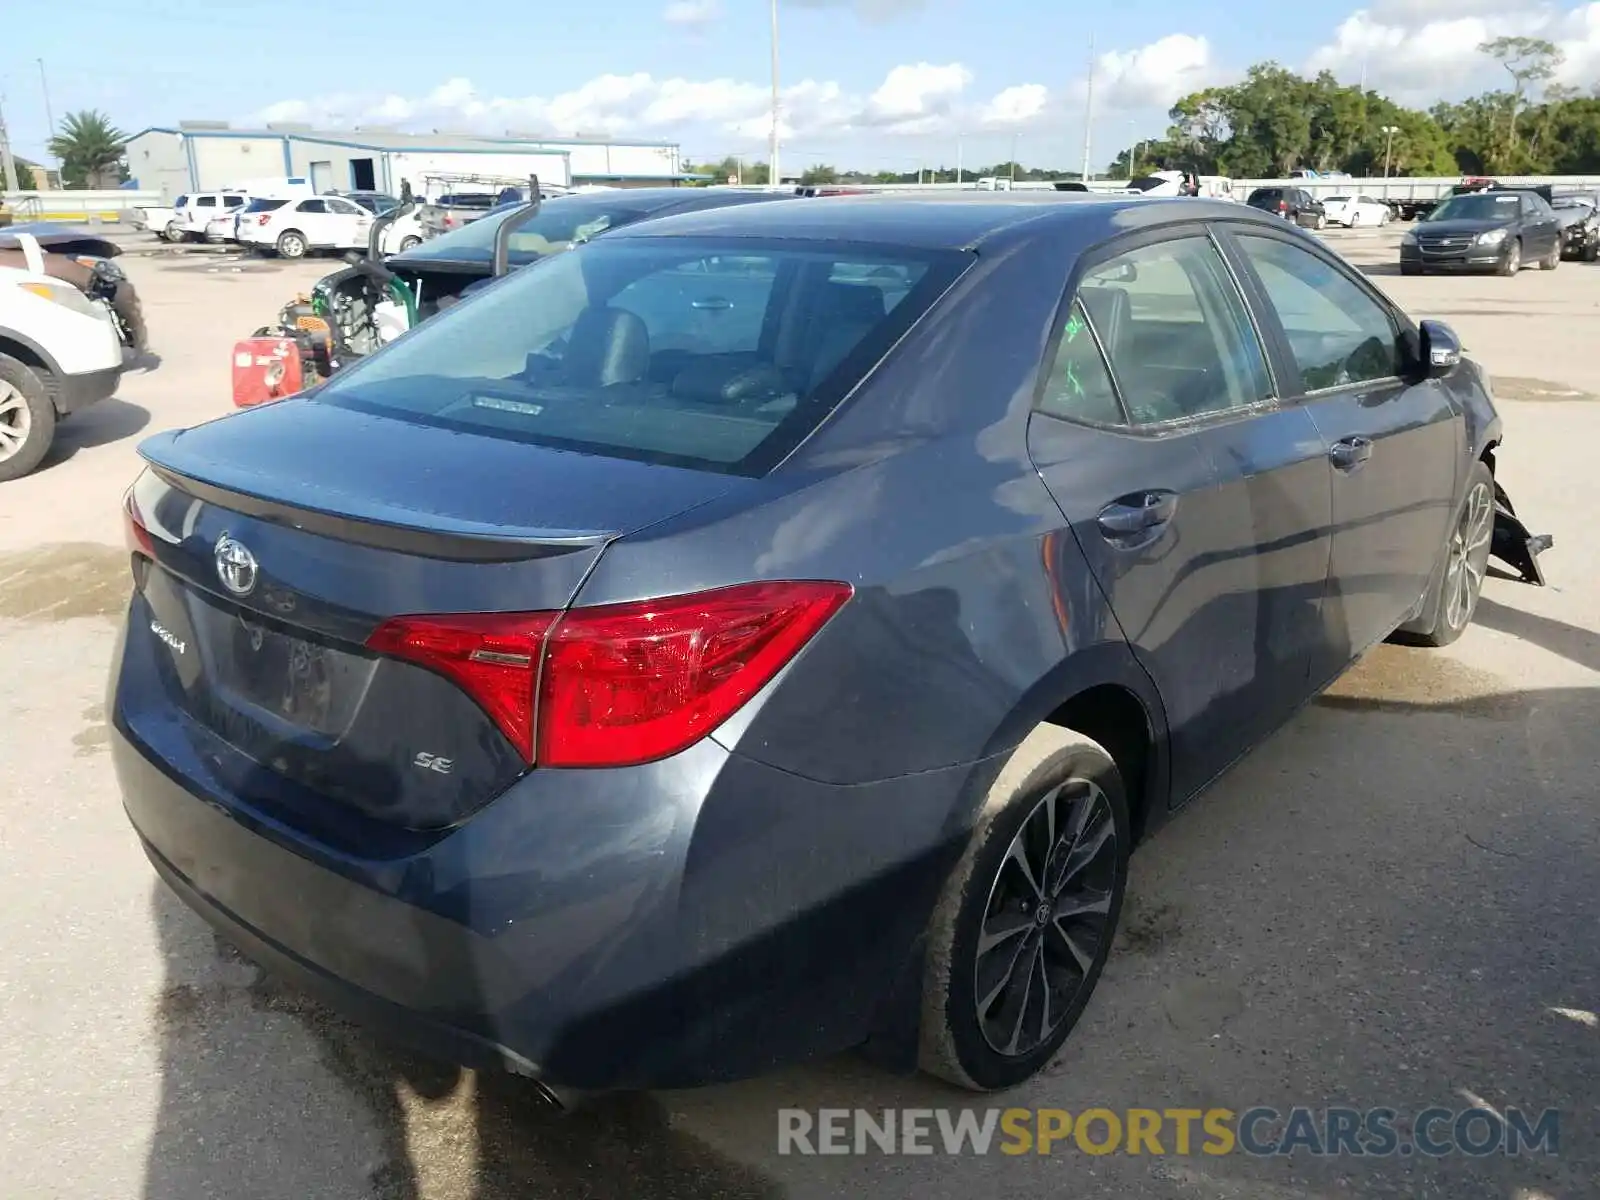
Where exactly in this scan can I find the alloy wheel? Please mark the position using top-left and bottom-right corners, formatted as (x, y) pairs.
(973, 779), (1118, 1058)
(1505, 241), (1521, 273)
(1443, 481), (1493, 631)
(0, 379), (33, 463)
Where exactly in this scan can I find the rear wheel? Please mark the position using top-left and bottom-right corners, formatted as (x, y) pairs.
(276, 230), (308, 259)
(163, 222), (184, 243)
(920, 726), (1130, 1091)
(1393, 462), (1494, 648)
(399, 235), (422, 252)
(0, 355), (57, 483)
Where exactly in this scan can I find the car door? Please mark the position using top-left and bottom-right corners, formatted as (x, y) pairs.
(187, 194), (216, 232)
(290, 198), (333, 245)
(1521, 193), (1560, 259)
(1223, 226), (1461, 681)
(324, 196), (372, 249)
(1027, 227), (1334, 805)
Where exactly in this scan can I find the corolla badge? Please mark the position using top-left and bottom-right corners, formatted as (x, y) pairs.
(214, 532), (259, 597)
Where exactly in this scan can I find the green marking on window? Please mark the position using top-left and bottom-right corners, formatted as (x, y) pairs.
(1065, 360), (1084, 396)
(1064, 312), (1086, 342)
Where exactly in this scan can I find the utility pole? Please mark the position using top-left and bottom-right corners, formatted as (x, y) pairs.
(1081, 33), (1096, 184)
(1127, 118), (1137, 180)
(1009, 133), (1018, 182)
(768, 0), (781, 187)
(0, 90), (20, 195)
(37, 59), (57, 177)
(956, 134), (963, 184)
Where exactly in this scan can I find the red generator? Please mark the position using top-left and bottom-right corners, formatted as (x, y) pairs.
(230, 336), (307, 408)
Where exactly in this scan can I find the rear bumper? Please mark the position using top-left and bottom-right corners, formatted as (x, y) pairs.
(109, 601), (988, 1090)
(56, 363), (122, 414)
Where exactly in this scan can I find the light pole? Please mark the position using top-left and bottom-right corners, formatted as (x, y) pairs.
(1080, 33), (1096, 184)
(1381, 125), (1399, 180)
(768, 0), (781, 188)
(1009, 132), (1018, 183)
(1127, 119), (1137, 180)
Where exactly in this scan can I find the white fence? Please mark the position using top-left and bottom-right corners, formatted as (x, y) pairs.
(1, 190), (163, 223)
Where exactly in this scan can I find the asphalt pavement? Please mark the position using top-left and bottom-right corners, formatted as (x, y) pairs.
(1, 229), (1596, 1199)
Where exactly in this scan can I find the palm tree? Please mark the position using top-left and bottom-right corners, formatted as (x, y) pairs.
(48, 110), (128, 189)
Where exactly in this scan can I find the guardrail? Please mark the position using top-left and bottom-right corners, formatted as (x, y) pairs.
(0, 190), (163, 223)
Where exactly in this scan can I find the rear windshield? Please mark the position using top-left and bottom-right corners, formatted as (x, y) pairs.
(1247, 189), (1282, 203)
(244, 198), (290, 213)
(314, 236), (969, 475)
(398, 194), (653, 266)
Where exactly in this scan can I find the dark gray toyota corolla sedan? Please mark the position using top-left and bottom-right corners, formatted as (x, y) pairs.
(110, 194), (1549, 1099)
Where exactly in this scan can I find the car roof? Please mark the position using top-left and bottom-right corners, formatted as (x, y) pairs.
(604, 193), (1273, 251)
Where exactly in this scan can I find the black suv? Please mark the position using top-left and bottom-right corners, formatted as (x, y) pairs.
(1246, 186), (1326, 230)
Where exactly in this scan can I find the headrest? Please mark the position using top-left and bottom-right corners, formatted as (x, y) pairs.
(563, 307), (650, 387)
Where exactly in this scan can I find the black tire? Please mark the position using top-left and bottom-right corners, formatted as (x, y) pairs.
(163, 222), (184, 244)
(1584, 241), (1599, 263)
(1392, 461), (1495, 648)
(0, 354), (58, 483)
(399, 235), (422, 252)
(111, 282), (149, 352)
(920, 726), (1130, 1091)
(1540, 241), (1560, 271)
(276, 230), (308, 259)
(1496, 238), (1522, 276)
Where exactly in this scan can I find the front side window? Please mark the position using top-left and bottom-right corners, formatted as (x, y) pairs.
(1234, 233), (1400, 391)
(1075, 236), (1272, 424)
(313, 237), (968, 475)
(195, 195), (216, 208)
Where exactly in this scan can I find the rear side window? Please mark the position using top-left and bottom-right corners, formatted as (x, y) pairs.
(314, 237), (969, 475)
(1233, 234), (1400, 390)
(244, 198), (289, 213)
(1037, 299), (1123, 425)
(298, 199), (328, 214)
(1076, 236), (1272, 424)
(195, 195), (216, 208)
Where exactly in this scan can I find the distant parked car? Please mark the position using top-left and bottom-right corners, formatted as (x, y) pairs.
(331, 190), (400, 214)
(237, 195), (374, 259)
(1321, 194), (1391, 228)
(1550, 192), (1600, 262)
(1401, 188), (1563, 275)
(1246, 186), (1325, 229)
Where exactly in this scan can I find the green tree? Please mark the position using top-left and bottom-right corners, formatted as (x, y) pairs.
(1478, 36), (1563, 153)
(47, 109), (128, 189)
(799, 163), (839, 185)
(14, 160), (38, 190)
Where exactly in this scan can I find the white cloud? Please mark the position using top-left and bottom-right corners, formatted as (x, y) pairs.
(1088, 34), (1220, 112)
(662, 0), (720, 28)
(252, 63), (1037, 143)
(979, 84), (1050, 127)
(1305, 2), (1600, 100)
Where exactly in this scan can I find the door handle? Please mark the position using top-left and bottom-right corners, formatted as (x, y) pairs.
(691, 296), (732, 311)
(1329, 435), (1373, 471)
(1097, 490), (1179, 538)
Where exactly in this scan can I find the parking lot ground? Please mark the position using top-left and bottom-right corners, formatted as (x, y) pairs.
(2, 229), (1597, 1200)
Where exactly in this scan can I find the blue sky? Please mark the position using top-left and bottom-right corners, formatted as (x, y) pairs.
(6, 0), (1598, 172)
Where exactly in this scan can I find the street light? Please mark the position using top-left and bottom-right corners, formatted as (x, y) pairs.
(37, 59), (57, 182)
(1381, 125), (1399, 180)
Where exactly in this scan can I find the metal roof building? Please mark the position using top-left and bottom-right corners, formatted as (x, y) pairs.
(124, 123), (691, 200)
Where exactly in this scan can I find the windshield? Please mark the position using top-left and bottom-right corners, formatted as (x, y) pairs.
(1426, 193), (1522, 222)
(1553, 196), (1594, 210)
(397, 195), (653, 265)
(315, 235), (969, 476)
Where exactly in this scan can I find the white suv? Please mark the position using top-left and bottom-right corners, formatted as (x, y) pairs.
(167, 191), (248, 242)
(0, 234), (126, 481)
(237, 195), (374, 259)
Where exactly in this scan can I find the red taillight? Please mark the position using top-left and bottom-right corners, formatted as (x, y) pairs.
(539, 581), (852, 767)
(364, 581), (851, 767)
(1278, 200), (1287, 212)
(123, 488), (155, 558)
(365, 611), (558, 760)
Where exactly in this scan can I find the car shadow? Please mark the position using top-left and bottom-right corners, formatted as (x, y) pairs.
(36, 397), (151, 471)
(1356, 262), (1404, 276)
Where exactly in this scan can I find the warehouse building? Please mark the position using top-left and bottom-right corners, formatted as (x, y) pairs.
(124, 123), (691, 200)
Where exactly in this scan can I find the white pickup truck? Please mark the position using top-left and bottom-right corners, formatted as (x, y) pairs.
(134, 191), (249, 242)
(0, 232), (127, 480)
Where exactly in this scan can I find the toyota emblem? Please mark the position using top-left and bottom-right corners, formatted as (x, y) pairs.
(214, 533), (259, 597)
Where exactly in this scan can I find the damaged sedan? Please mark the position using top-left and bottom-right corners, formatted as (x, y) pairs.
(112, 195), (1549, 1101)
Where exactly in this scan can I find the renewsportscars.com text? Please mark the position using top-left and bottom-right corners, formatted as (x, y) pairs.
(777, 1106), (1560, 1158)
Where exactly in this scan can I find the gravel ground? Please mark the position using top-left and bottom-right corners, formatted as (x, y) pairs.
(1, 228), (1595, 1200)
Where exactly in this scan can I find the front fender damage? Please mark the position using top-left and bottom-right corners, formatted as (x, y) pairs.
(1490, 479), (1552, 586)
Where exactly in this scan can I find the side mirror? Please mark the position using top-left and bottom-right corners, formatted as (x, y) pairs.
(1418, 319), (1462, 378)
